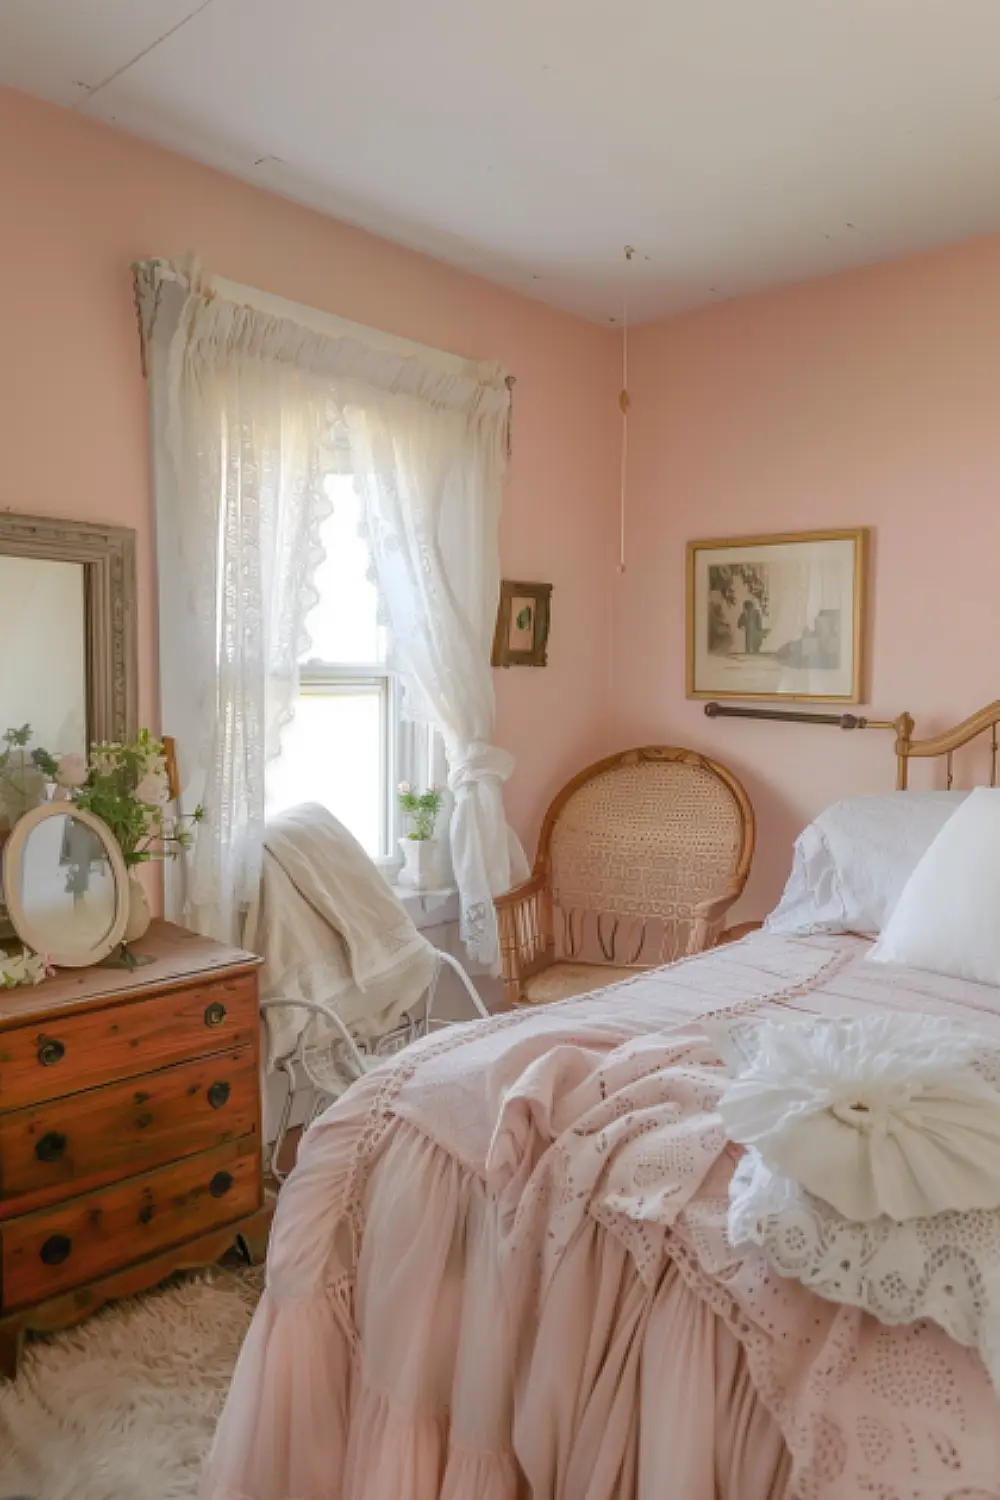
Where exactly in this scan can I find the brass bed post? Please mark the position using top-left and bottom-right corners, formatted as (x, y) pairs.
(893, 702), (1000, 789)
(894, 713), (915, 790)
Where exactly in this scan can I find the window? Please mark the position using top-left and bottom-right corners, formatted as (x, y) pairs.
(265, 473), (444, 866)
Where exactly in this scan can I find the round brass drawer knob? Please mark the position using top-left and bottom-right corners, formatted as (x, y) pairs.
(203, 1002), (227, 1028)
(207, 1081), (231, 1110)
(37, 1039), (66, 1067)
(40, 1234), (72, 1266)
(35, 1132), (68, 1163)
(209, 1170), (234, 1199)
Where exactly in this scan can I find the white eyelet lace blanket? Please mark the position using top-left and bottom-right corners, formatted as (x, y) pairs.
(728, 1147), (1000, 1396)
(714, 1012), (1000, 1396)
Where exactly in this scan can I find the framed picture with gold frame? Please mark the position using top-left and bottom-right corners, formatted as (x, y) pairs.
(492, 581), (553, 668)
(686, 528), (868, 703)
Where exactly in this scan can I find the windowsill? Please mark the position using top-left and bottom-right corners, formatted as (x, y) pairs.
(390, 883), (460, 931)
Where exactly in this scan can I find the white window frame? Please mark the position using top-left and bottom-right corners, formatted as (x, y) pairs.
(282, 461), (449, 883)
(296, 657), (447, 880)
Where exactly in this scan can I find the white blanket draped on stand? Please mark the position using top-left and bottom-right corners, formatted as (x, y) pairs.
(247, 803), (438, 1067)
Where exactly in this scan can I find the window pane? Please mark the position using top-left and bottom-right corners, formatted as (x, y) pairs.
(266, 690), (384, 857)
(304, 475), (386, 665)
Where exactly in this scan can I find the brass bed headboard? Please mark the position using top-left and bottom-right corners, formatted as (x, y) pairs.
(894, 701), (1000, 790)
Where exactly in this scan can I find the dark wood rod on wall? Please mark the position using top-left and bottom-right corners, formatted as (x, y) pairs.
(703, 702), (897, 730)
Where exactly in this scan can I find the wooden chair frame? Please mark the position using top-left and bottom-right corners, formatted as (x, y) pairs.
(495, 746), (755, 1006)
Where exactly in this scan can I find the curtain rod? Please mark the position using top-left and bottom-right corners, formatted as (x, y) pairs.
(703, 702), (897, 730)
(133, 257), (516, 456)
(132, 257), (517, 389)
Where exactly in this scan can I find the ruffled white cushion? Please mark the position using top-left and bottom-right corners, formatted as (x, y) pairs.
(711, 1012), (1000, 1222)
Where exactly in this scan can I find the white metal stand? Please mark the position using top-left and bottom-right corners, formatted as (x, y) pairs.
(261, 949), (489, 1182)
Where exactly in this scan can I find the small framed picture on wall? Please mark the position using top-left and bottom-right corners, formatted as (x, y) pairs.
(687, 529), (868, 703)
(492, 580), (553, 668)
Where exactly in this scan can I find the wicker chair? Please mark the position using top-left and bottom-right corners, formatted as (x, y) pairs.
(495, 746), (755, 1006)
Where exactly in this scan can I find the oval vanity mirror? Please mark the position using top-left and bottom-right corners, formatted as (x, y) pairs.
(1, 804), (128, 967)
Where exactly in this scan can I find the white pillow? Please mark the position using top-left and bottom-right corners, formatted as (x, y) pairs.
(869, 787), (1000, 986)
(765, 791), (968, 937)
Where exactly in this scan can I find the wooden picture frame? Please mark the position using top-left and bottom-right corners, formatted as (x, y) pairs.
(163, 735), (181, 802)
(0, 512), (138, 743)
(492, 581), (553, 668)
(687, 528), (868, 703)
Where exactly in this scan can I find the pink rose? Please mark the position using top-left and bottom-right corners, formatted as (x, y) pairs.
(55, 753), (88, 789)
(135, 770), (170, 805)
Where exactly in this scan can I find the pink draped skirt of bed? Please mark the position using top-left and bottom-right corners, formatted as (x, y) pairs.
(204, 1100), (791, 1500)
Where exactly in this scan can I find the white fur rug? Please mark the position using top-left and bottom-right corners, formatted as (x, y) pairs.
(0, 1268), (260, 1500)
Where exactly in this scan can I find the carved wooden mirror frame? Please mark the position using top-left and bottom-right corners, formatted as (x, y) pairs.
(0, 512), (138, 744)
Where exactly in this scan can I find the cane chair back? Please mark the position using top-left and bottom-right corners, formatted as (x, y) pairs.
(496, 747), (754, 1005)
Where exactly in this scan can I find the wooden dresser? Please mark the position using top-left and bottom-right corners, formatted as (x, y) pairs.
(0, 921), (270, 1376)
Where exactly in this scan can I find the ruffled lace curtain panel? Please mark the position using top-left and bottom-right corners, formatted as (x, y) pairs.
(134, 257), (525, 962)
(347, 398), (528, 963)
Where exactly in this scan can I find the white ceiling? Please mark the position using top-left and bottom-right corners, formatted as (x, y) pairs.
(5, 0), (1000, 323)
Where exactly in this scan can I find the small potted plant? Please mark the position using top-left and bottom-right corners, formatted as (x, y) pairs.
(396, 782), (444, 890)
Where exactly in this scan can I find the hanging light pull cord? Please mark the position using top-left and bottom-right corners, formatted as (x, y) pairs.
(618, 245), (635, 575)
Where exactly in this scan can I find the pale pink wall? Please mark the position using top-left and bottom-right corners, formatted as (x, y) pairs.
(0, 85), (619, 856)
(15, 82), (995, 921)
(613, 237), (1000, 919)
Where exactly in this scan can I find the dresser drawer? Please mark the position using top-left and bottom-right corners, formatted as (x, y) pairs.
(0, 973), (257, 1111)
(1, 1138), (259, 1310)
(0, 1047), (259, 1216)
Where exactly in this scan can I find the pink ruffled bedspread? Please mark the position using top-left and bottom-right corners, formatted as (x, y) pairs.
(204, 935), (1000, 1500)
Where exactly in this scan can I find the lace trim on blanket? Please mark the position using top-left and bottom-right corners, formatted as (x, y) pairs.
(338, 941), (856, 1342)
(729, 1150), (1000, 1397)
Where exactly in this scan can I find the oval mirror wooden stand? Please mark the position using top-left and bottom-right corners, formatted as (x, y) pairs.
(1, 803), (129, 967)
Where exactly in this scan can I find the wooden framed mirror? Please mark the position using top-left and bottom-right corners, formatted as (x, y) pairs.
(0, 513), (137, 752)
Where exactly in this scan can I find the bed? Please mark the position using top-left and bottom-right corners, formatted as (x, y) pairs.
(203, 704), (1000, 1500)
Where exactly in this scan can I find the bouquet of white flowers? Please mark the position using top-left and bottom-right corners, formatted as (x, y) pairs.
(1, 723), (204, 869)
(0, 948), (52, 989)
(67, 730), (203, 868)
(0, 725), (203, 980)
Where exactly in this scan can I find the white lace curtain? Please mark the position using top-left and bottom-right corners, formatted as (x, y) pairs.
(347, 394), (528, 961)
(135, 257), (525, 964)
